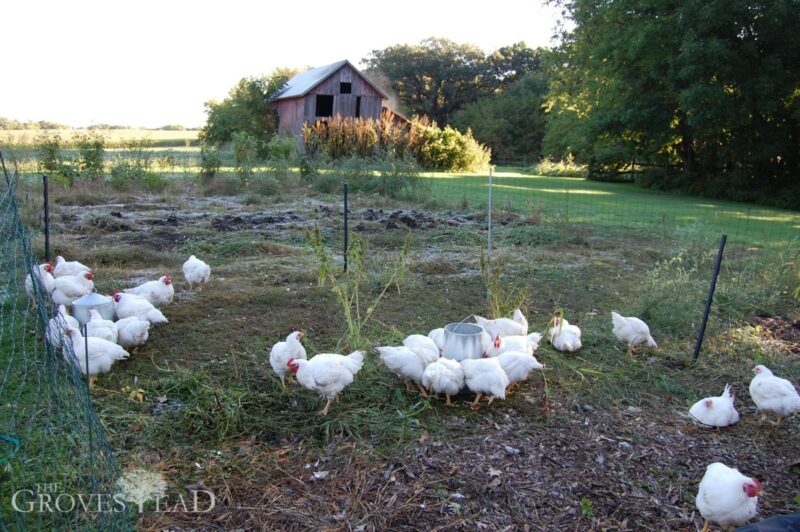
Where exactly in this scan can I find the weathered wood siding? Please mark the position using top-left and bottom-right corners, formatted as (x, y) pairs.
(304, 64), (384, 121)
(274, 98), (305, 136)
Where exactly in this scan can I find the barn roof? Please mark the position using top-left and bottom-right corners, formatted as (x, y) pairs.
(274, 60), (387, 100)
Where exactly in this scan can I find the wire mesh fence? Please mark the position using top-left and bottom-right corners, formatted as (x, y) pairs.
(0, 171), (131, 530)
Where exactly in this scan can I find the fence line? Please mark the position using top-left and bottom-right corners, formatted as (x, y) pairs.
(0, 170), (131, 530)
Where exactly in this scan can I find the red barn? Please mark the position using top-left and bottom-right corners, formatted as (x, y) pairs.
(273, 60), (387, 141)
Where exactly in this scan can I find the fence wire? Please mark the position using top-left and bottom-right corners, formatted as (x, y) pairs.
(0, 173), (131, 530)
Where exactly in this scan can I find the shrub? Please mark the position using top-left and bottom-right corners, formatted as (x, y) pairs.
(232, 131), (259, 184)
(108, 161), (169, 192)
(531, 156), (588, 178)
(34, 131), (76, 183)
(413, 125), (491, 172)
(265, 133), (297, 160)
(199, 143), (222, 180)
(74, 130), (106, 179)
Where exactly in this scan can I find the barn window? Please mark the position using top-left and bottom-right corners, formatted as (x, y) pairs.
(315, 95), (334, 117)
(355, 96), (361, 118)
(340, 82), (352, 94)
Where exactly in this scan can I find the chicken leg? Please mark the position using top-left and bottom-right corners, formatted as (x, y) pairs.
(88, 375), (97, 390)
(700, 520), (709, 532)
(416, 383), (429, 398)
(318, 398), (334, 416)
(470, 393), (483, 411)
(445, 394), (455, 406)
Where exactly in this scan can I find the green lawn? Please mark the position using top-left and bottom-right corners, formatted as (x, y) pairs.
(424, 168), (800, 249)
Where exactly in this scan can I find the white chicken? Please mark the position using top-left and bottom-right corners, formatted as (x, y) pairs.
(25, 262), (55, 303)
(53, 256), (90, 278)
(421, 357), (464, 405)
(115, 317), (150, 351)
(85, 309), (118, 344)
(474, 308), (528, 338)
(46, 304), (79, 349)
(689, 384), (740, 428)
(182, 255), (211, 290)
(486, 333), (543, 357)
(51, 271), (95, 306)
(124, 274), (174, 307)
(377, 345), (439, 396)
(402, 334), (439, 357)
(427, 328), (445, 354)
(288, 351), (364, 415)
(113, 292), (168, 325)
(64, 327), (130, 388)
(548, 316), (582, 353)
(461, 357), (510, 410)
(611, 311), (657, 355)
(749, 365), (800, 425)
(495, 350), (544, 388)
(269, 331), (307, 388)
(696, 462), (762, 531)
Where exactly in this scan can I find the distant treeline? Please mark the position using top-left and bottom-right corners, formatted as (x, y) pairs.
(0, 116), (195, 131)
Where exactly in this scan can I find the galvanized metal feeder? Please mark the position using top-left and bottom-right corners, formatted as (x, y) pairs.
(443, 322), (485, 361)
(70, 292), (114, 391)
(71, 292), (114, 325)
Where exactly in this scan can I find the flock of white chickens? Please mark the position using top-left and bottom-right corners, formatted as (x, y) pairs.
(25, 249), (800, 530)
(269, 304), (799, 530)
(26, 254), (211, 387)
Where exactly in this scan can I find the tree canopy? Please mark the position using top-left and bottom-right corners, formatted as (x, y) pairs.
(363, 38), (542, 125)
(199, 68), (296, 147)
(544, 0), (800, 206)
(452, 71), (550, 162)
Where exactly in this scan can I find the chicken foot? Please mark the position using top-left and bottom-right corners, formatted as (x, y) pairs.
(470, 393), (483, 411)
(700, 520), (709, 532)
(318, 398), (334, 416)
(416, 383), (429, 398)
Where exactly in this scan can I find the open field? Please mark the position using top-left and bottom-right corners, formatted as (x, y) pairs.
(0, 129), (199, 146)
(4, 175), (798, 529)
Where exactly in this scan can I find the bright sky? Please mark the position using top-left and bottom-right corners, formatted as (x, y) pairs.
(2, 0), (563, 129)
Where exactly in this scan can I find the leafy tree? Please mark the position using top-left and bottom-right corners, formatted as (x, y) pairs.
(452, 71), (549, 162)
(485, 42), (545, 93)
(545, 0), (800, 206)
(364, 38), (488, 125)
(199, 68), (296, 150)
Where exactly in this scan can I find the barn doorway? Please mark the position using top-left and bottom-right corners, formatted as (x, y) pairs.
(316, 95), (334, 117)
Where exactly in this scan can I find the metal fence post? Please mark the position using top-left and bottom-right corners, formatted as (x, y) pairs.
(693, 234), (727, 362)
(43, 175), (51, 262)
(343, 182), (349, 273)
(0, 151), (9, 187)
(487, 167), (493, 260)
